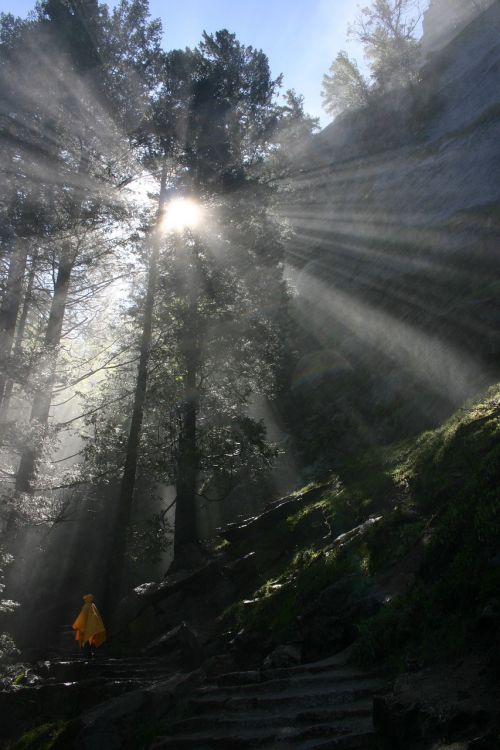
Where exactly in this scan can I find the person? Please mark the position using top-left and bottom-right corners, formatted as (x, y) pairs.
(72, 594), (106, 655)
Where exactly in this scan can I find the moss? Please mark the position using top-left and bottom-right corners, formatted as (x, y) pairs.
(7, 721), (72, 750)
(224, 542), (369, 643)
(362, 512), (424, 574)
(352, 384), (500, 671)
(212, 538), (230, 552)
(286, 499), (328, 529)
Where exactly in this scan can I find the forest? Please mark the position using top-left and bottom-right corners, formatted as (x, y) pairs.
(0, 0), (499, 748)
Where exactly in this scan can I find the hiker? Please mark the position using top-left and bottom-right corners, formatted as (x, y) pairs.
(72, 594), (106, 655)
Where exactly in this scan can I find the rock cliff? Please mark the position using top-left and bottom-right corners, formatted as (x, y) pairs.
(281, 1), (500, 459)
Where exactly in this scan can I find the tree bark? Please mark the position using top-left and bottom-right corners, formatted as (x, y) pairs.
(15, 250), (74, 493)
(0, 238), (29, 410)
(173, 346), (199, 555)
(0, 250), (38, 421)
(173, 240), (204, 556)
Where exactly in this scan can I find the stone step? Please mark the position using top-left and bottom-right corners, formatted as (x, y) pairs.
(300, 732), (376, 750)
(264, 662), (349, 680)
(170, 702), (373, 735)
(32, 659), (173, 684)
(216, 653), (356, 686)
(151, 725), (375, 749)
(189, 683), (381, 714)
(216, 667), (380, 688)
(97, 667), (172, 678)
(200, 672), (383, 697)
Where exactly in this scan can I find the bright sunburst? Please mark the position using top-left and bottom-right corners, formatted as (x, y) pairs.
(161, 197), (203, 232)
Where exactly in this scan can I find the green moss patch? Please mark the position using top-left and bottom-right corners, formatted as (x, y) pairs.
(7, 721), (74, 750)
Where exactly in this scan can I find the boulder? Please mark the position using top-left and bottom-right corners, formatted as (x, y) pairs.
(298, 573), (383, 660)
(299, 615), (352, 661)
(113, 560), (226, 645)
(217, 482), (329, 544)
(144, 622), (201, 668)
(263, 644), (302, 669)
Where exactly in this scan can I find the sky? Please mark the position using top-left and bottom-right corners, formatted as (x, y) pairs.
(0, 0), (365, 128)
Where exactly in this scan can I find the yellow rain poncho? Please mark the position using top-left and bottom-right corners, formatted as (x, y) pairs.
(72, 594), (106, 648)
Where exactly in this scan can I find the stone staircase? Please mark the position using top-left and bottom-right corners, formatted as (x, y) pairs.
(1, 646), (386, 748)
(151, 650), (386, 749)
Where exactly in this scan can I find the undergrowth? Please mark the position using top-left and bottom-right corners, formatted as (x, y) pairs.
(224, 383), (500, 673)
(354, 383), (500, 669)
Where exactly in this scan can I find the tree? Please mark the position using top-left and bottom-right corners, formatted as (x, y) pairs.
(0, 0), (160, 519)
(321, 52), (371, 117)
(352, 0), (422, 91)
(322, 0), (422, 117)
(0, 5), (308, 629)
(82, 29), (290, 574)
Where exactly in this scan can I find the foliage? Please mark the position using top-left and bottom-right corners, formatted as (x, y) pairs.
(322, 52), (371, 117)
(322, 0), (422, 117)
(0, 632), (20, 665)
(0, 0), (318, 576)
(0, 546), (19, 665)
(128, 509), (172, 564)
(0, 0), (154, 522)
(351, 0), (422, 90)
(77, 25), (311, 555)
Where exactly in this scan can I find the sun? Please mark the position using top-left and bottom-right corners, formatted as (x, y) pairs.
(161, 197), (203, 232)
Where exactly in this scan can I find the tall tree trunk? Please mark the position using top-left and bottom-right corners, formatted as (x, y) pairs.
(173, 346), (199, 555)
(104, 166), (168, 619)
(15, 250), (74, 493)
(0, 250), (38, 421)
(0, 239), (29, 409)
(173, 239), (204, 556)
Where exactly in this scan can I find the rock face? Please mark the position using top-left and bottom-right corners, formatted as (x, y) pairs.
(284, 2), (500, 449)
(422, 0), (495, 56)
